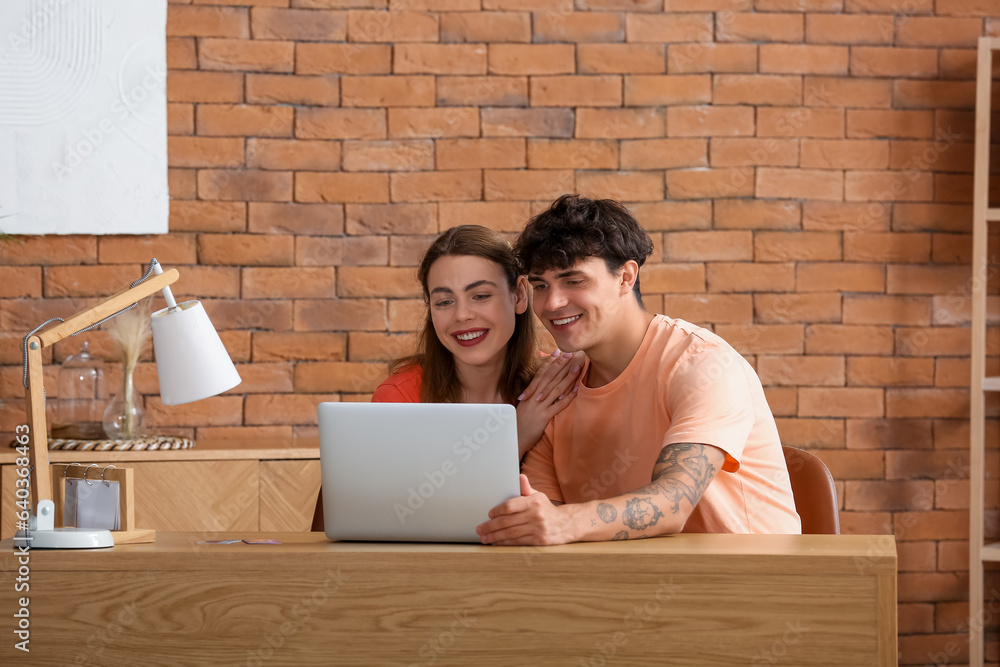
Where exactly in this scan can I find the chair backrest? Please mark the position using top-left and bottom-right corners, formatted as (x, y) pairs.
(782, 446), (840, 535)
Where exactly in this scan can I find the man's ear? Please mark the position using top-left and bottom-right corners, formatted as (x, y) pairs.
(619, 260), (639, 297)
(514, 275), (529, 314)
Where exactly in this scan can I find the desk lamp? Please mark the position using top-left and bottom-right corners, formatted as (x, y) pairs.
(18, 259), (241, 549)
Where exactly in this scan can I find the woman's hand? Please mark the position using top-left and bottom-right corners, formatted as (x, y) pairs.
(515, 349), (586, 458)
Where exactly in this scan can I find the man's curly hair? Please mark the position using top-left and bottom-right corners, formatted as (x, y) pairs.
(515, 194), (654, 305)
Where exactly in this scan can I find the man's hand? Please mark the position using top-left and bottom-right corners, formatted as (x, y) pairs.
(476, 475), (577, 546)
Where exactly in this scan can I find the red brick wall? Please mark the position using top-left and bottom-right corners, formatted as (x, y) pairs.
(2, 0), (999, 662)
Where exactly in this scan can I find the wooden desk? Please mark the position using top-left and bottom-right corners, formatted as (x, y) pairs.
(0, 532), (896, 665)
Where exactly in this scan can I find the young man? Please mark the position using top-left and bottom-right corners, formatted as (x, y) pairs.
(476, 195), (802, 545)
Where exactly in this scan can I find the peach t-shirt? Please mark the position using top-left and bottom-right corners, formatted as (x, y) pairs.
(521, 315), (801, 534)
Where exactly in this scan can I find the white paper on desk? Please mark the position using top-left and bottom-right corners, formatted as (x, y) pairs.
(65, 479), (120, 530)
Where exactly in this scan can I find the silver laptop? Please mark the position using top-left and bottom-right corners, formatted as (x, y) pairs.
(318, 402), (521, 542)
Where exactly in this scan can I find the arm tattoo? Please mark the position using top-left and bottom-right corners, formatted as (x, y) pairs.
(622, 497), (664, 530)
(612, 531), (629, 541)
(596, 502), (617, 523)
(650, 443), (718, 515)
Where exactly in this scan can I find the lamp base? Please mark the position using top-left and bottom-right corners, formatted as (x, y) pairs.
(15, 527), (114, 549)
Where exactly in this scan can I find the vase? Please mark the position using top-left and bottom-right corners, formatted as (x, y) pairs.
(103, 367), (144, 439)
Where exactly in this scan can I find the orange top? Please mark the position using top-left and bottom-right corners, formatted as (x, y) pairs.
(522, 315), (802, 534)
(371, 365), (423, 403)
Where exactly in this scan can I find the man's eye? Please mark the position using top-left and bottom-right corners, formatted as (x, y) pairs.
(473, 293), (493, 301)
(532, 284), (546, 291)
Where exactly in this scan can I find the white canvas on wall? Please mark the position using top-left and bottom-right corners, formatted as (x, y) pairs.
(0, 0), (168, 235)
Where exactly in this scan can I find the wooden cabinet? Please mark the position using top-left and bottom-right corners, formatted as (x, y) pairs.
(0, 439), (321, 539)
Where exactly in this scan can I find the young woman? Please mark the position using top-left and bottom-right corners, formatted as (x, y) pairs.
(373, 224), (583, 458)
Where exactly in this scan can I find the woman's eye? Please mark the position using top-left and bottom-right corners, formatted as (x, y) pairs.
(433, 299), (453, 308)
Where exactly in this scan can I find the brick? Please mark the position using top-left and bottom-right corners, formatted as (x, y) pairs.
(620, 139), (706, 169)
(893, 80), (976, 110)
(843, 295), (931, 325)
(532, 12), (624, 43)
(641, 263), (706, 293)
(227, 363), (296, 394)
(897, 17), (983, 48)
(146, 396), (243, 428)
(388, 108), (479, 138)
(168, 103), (195, 135)
(894, 203), (972, 233)
(243, 267), (337, 299)
(295, 362), (388, 393)
(170, 201), (246, 233)
(441, 12), (530, 42)
(197, 104), (293, 137)
(167, 71), (243, 103)
(660, 294), (754, 324)
(709, 138), (798, 168)
(895, 326), (970, 357)
(755, 231), (842, 261)
(45, 265), (150, 298)
(759, 44), (848, 75)
(575, 108), (664, 139)
(845, 170), (933, 202)
(198, 234), (294, 267)
(714, 199), (801, 229)
(887, 388), (968, 419)
(667, 43), (757, 74)
(664, 0), (752, 8)
(395, 44), (487, 75)
(437, 76), (528, 107)
(437, 138), (526, 170)
(796, 263), (883, 293)
(887, 265), (972, 295)
(848, 357), (935, 387)
(707, 263), (795, 293)
(249, 203), (345, 235)
(625, 12), (713, 42)
(717, 12), (803, 42)
(713, 74), (801, 106)
(296, 43), (391, 74)
(530, 76), (623, 107)
(934, 357), (977, 388)
(484, 169), (574, 201)
(806, 325), (893, 355)
(347, 11), (438, 42)
(528, 139), (619, 170)
(167, 6), (249, 38)
(296, 236), (389, 266)
(98, 236), (197, 265)
(801, 139), (888, 169)
(199, 38), (294, 73)
(390, 234), (437, 266)
(246, 139), (342, 171)
(799, 387), (884, 417)
(625, 75), (711, 106)
(939, 48), (977, 79)
(295, 172), (390, 203)
(803, 202), (888, 233)
(756, 168), (844, 201)
(763, 387), (797, 416)
(581, 0), (659, 9)
(169, 169), (197, 199)
(667, 168), (754, 199)
(754, 293), (842, 323)
(243, 394), (338, 427)
(845, 480), (934, 511)
(757, 107), (845, 138)
(846, 418), (932, 450)
(198, 170), (293, 202)
(756, 355), (845, 387)
(0, 267), (40, 297)
(844, 0), (932, 9)
(391, 0), (479, 9)
(629, 201), (712, 231)
(849, 47), (938, 78)
(342, 140), (435, 171)
(772, 418), (844, 449)
(890, 140), (974, 174)
(251, 7), (347, 41)
(937, 0), (999, 14)
(347, 331), (417, 361)
(667, 106), (754, 137)
(341, 75), (435, 107)
(392, 170), (483, 202)
(484, 0), (573, 9)
(168, 136), (244, 168)
(345, 203), (438, 235)
(756, 0), (841, 7)
(295, 298), (387, 331)
(577, 171), (665, 202)
(489, 45), (574, 75)
(578, 44), (666, 74)
(337, 267), (419, 298)
(169, 266), (241, 300)
(439, 201), (533, 232)
(805, 13), (893, 45)
(296, 109), (387, 140)
(246, 74), (340, 106)
(167, 37), (197, 69)
(804, 76), (892, 108)
(713, 324), (804, 355)
(664, 231), (752, 261)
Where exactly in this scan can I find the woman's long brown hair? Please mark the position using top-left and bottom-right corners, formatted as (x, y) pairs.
(389, 225), (538, 404)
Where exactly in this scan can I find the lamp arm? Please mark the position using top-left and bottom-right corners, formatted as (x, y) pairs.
(23, 267), (179, 515)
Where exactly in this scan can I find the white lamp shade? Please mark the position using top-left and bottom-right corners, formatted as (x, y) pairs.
(151, 300), (241, 406)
